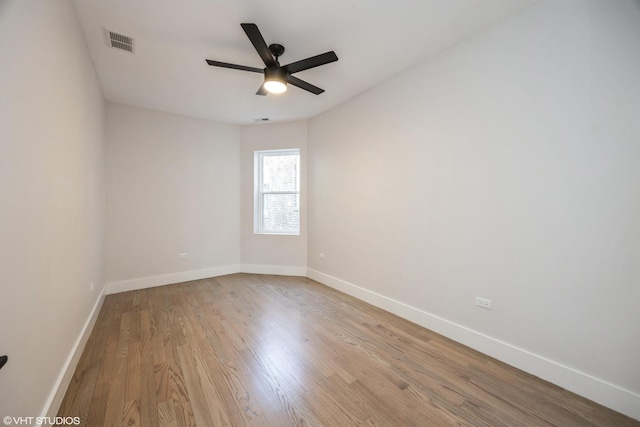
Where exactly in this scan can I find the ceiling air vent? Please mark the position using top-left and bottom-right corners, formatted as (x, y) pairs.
(106, 29), (134, 53)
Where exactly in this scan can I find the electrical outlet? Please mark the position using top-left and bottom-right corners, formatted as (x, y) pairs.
(178, 253), (188, 259)
(319, 253), (325, 260)
(475, 297), (492, 310)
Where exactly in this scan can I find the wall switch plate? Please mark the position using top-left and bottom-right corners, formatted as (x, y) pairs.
(476, 297), (492, 310)
(319, 253), (325, 260)
(90, 282), (94, 292)
(178, 253), (188, 259)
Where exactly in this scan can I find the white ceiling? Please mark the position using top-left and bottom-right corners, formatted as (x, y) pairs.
(72, 0), (539, 125)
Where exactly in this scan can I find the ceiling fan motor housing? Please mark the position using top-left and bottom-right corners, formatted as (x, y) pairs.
(265, 66), (287, 82)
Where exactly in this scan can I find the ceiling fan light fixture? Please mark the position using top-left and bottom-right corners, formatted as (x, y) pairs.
(264, 67), (287, 94)
(264, 80), (287, 94)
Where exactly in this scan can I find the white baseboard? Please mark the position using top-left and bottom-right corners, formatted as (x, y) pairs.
(39, 283), (107, 425)
(240, 263), (306, 276)
(105, 264), (240, 294)
(306, 268), (640, 421)
(105, 264), (306, 295)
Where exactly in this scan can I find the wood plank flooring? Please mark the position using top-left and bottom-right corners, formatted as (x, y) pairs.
(57, 274), (638, 426)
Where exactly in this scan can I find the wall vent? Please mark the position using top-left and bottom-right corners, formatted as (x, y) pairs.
(105, 29), (134, 53)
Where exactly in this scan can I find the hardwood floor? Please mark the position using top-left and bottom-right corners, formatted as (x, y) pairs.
(57, 274), (638, 426)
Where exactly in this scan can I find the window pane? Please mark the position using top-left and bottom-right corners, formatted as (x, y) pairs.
(262, 155), (299, 192)
(262, 193), (299, 233)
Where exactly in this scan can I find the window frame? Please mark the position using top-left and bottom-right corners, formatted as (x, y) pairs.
(254, 148), (301, 235)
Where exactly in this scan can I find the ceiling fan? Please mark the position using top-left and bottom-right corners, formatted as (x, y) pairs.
(205, 23), (338, 96)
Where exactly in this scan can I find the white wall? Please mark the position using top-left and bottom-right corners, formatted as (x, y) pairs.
(308, 0), (640, 419)
(240, 122), (308, 273)
(0, 0), (106, 419)
(104, 103), (241, 289)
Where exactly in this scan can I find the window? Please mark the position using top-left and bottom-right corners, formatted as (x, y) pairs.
(255, 149), (300, 235)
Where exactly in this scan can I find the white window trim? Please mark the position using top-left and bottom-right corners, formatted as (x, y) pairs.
(254, 148), (300, 235)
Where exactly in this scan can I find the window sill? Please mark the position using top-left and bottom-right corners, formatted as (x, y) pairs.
(255, 232), (300, 236)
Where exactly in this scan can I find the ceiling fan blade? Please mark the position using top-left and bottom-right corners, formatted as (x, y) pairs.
(205, 59), (263, 73)
(256, 85), (268, 96)
(241, 23), (277, 68)
(284, 51), (338, 74)
(287, 75), (324, 95)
